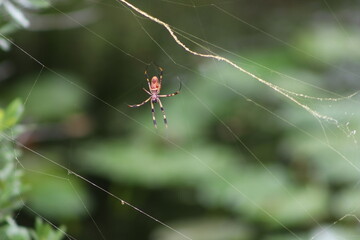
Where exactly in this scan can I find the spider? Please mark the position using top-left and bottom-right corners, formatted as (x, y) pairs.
(128, 65), (180, 128)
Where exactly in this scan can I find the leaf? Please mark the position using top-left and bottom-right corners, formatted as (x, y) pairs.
(0, 109), (4, 128)
(31, 218), (66, 240)
(1, 99), (23, 130)
(0, 22), (19, 35)
(0, 218), (31, 240)
(0, 147), (27, 221)
(13, 0), (50, 9)
(0, 38), (11, 51)
(3, 1), (30, 28)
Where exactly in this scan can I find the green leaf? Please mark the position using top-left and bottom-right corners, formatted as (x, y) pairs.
(0, 147), (27, 222)
(0, 38), (11, 51)
(0, 109), (4, 127)
(13, 0), (50, 10)
(0, 218), (31, 240)
(1, 99), (24, 130)
(31, 218), (66, 240)
(0, 22), (19, 35)
(3, 1), (30, 28)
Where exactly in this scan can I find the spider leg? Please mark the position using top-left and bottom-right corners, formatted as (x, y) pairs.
(158, 66), (163, 85)
(142, 88), (151, 95)
(150, 100), (157, 128)
(158, 91), (179, 98)
(128, 97), (151, 108)
(144, 65), (151, 90)
(157, 99), (168, 128)
(158, 80), (181, 98)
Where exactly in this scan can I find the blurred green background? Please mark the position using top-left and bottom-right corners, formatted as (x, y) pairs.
(1, 0), (360, 239)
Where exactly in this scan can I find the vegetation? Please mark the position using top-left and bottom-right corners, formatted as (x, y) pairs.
(0, 99), (65, 240)
(1, 0), (360, 239)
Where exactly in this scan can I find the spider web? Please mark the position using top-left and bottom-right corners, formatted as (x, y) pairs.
(1, 0), (360, 239)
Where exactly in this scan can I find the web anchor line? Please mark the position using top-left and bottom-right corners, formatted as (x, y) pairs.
(1, 3), (358, 239)
(116, 0), (339, 125)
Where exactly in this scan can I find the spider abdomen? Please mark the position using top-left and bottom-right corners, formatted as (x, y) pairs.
(151, 95), (158, 102)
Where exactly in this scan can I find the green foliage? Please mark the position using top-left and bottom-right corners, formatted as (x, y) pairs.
(0, 218), (31, 240)
(0, 98), (24, 130)
(27, 172), (92, 220)
(2, 1), (360, 239)
(0, 0), (49, 50)
(153, 218), (253, 240)
(0, 99), (66, 240)
(0, 217), (66, 240)
(15, 73), (87, 121)
(31, 218), (66, 240)
(0, 22), (17, 50)
(3, 73), (92, 221)
(0, 99), (25, 222)
(72, 23), (360, 239)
